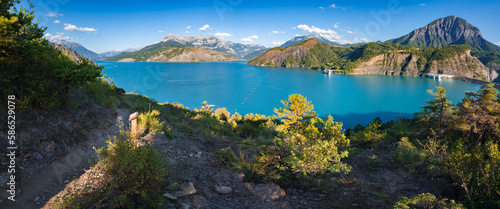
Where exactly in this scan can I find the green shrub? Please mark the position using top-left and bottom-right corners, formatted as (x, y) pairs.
(55, 133), (168, 208)
(214, 107), (231, 121)
(350, 120), (387, 148)
(138, 110), (165, 134)
(392, 137), (426, 173)
(366, 155), (381, 171)
(391, 193), (465, 209)
(239, 122), (257, 138)
(0, 0), (102, 110)
(444, 141), (500, 207)
(264, 96), (350, 182)
(97, 137), (168, 208)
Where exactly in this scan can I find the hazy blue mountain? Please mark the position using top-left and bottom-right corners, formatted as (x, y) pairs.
(100, 48), (143, 58)
(53, 40), (105, 61)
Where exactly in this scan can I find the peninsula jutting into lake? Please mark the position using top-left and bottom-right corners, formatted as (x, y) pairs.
(1, 0), (500, 208)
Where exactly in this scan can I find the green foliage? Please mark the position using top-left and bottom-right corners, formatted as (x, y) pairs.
(366, 155), (381, 171)
(262, 96), (350, 183)
(216, 94), (350, 186)
(138, 110), (165, 134)
(350, 119), (387, 148)
(391, 193), (465, 209)
(348, 42), (414, 62)
(214, 107), (231, 121)
(283, 54), (299, 67)
(392, 137), (427, 173)
(444, 141), (500, 207)
(84, 76), (124, 108)
(55, 133), (168, 208)
(0, 0), (102, 110)
(385, 85), (500, 207)
(239, 122), (258, 138)
(271, 117), (350, 177)
(454, 83), (500, 144)
(274, 94), (317, 127)
(419, 87), (453, 127)
(97, 137), (167, 208)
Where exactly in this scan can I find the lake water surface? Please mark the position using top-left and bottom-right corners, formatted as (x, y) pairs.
(98, 61), (480, 129)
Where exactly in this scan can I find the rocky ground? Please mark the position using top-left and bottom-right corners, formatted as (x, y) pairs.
(0, 104), (448, 209)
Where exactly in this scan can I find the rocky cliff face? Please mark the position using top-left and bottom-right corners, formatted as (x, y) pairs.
(248, 39), (318, 67)
(51, 43), (97, 65)
(389, 16), (487, 49)
(116, 47), (242, 62)
(387, 16), (500, 73)
(355, 50), (498, 81)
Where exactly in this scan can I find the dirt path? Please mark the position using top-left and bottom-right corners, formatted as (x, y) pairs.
(0, 109), (130, 209)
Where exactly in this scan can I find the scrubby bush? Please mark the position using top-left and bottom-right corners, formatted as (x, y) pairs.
(55, 129), (168, 208)
(350, 119), (387, 148)
(391, 193), (465, 209)
(138, 110), (165, 135)
(96, 137), (168, 208)
(214, 107), (230, 121)
(389, 84), (500, 207)
(392, 137), (427, 173)
(239, 122), (258, 138)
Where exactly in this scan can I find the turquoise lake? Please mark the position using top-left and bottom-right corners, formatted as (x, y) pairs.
(98, 61), (480, 129)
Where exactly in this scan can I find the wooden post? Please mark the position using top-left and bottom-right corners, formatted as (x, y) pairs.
(129, 112), (138, 136)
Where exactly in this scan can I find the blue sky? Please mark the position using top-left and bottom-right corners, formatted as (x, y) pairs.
(24, 0), (500, 53)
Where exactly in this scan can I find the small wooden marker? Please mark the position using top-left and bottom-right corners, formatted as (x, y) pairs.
(129, 112), (139, 135)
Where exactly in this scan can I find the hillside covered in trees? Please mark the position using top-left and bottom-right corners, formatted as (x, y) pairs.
(247, 39), (497, 82)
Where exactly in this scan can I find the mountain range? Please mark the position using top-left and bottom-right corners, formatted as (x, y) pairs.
(160, 34), (267, 58)
(53, 40), (142, 61)
(105, 42), (242, 62)
(248, 39), (497, 82)
(387, 16), (500, 72)
(280, 34), (366, 48)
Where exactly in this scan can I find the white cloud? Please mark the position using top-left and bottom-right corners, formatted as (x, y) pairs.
(158, 30), (165, 33)
(296, 24), (350, 42)
(214, 32), (233, 37)
(44, 32), (71, 42)
(241, 35), (259, 43)
(271, 41), (284, 45)
(495, 42), (500, 46)
(354, 38), (369, 43)
(295, 34), (300, 36)
(186, 31), (190, 33)
(186, 26), (191, 29)
(281, 31), (285, 33)
(63, 23), (97, 32)
(45, 12), (63, 17)
(292, 27), (297, 29)
(347, 30), (356, 34)
(319, 7), (325, 9)
(241, 38), (253, 42)
(297, 24), (338, 35)
(272, 31), (279, 34)
(329, 4), (346, 10)
(333, 24), (338, 28)
(53, 20), (61, 24)
(420, 3), (426, 6)
(199, 24), (211, 31)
